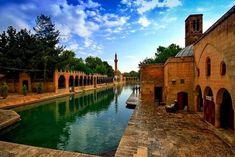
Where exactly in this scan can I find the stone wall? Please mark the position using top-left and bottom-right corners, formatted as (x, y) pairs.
(194, 8), (235, 127)
(164, 57), (195, 110)
(140, 64), (164, 102)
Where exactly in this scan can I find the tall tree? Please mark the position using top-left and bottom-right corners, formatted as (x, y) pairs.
(34, 14), (63, 67)
(34, 14), (63, 80)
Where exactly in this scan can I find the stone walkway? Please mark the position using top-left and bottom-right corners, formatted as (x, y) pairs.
(0, 109), (20, 130)
(0, 141), (98, 157)
(115, 100), (235, 157)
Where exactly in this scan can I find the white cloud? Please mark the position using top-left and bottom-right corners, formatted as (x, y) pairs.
(66, 41), (79, 51)
(103, 14), (129, 27)
(137, 0), (164, 14)
(106, 37), (116, 40)
(122, 0), (182, 14)
(0, 6), (31, 32)
(138, 16), (151, 27)
(164, 0), (182, 8)
(84, 38), (93, 47)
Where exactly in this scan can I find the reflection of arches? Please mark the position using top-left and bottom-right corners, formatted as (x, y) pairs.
(196, 85), (203, 112)
(204, 86), (215, 125)
(177, 92), (188, 110)
(58, 102), (66, 116)
(75, 76), (79, 87)
(217, 89), (234, 130)
(80, 76), (83, 86)
(58, 75), (65, 89)
(69, 76), (74, 87)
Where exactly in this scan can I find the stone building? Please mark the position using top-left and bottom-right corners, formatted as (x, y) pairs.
(0, 69), (113, 94)
(140, 5), (235, 130)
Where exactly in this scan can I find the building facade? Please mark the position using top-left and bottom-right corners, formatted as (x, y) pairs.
(140, 6), (235, 130)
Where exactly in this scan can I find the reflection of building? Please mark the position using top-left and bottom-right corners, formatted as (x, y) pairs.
(140, 6), (235, 130)
(113, 53), (124, 83)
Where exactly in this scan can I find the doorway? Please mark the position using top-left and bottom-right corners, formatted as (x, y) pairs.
(220, 90), (234, 130)
(154, 87), (162, 103)
(177, 92), (188, 110)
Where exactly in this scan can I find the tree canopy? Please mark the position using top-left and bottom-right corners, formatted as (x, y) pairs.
(0, 14), (114, 77)
(123, 71), (139, 78)
(139, 44), (182, 65)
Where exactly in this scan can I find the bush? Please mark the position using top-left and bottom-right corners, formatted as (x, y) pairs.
(22, 85), (28, 96)
(36, 83), (43, 94)
(0, 82), (9, 99)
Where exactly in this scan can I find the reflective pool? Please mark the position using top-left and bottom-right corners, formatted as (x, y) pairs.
(0, 85), (134, 156)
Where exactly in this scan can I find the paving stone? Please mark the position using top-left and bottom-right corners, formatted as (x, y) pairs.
(115, 100), (235, 157)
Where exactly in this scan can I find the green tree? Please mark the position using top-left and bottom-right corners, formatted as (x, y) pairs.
(139, 43), (182, 66)
(57, 50), (76, 70)
(34, 14), (63, 80)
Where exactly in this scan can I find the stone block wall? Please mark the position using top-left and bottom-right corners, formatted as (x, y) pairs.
(194, 9), (235, 127)
(164, 57), (195, 110)
(140, 64), (164, 102)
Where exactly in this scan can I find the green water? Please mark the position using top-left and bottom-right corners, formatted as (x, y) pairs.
(0, 85), (134, 155)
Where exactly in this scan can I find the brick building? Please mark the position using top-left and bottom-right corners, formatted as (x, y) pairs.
(140, 6), (235, 130)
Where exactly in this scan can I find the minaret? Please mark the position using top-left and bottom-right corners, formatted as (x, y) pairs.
(114, 53), (118, 71)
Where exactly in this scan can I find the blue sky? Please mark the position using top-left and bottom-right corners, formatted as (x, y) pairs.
(0, 0), (234, 72)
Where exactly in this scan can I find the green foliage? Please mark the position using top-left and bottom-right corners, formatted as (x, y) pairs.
(140, 44), (182, 65)
(36, 83), (43, 94)
(123, 71), (139, 78)
(0, 82), (9, 99)
(22, 85), (28, 96)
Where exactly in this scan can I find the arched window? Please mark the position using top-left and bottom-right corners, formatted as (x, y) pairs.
(197, 67), (200, 77)
(206, 57), (211, 76)
(220, 61), (226, 76)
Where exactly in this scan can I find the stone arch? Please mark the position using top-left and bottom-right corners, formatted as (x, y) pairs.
(58, 75), (66, 89)
(75, 76), (79, 87)
(91, 76), (93, 85)
(84, 76), (87, 86)
(197, 43), (221, 66)
(94, 76), (97, 87)
(69, 76), (74, 87)
(80, 76), (83, 86)
(177, 91), (188, 110)
(204, 86), (215, 125)
(216, 88), (234, 130)
(196, 85), (203, 112)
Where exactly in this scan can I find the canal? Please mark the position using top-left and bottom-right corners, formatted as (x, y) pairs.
(0, 85), (134, 156)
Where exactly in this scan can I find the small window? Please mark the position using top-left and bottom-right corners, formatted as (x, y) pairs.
(180, 79), (184, 84)
(220, 61), (226, 75)
(197, 68), (200, 77)
(206, 57), (211, 77)
(193, 20), (196, 31)
(196, 19), (200, 31)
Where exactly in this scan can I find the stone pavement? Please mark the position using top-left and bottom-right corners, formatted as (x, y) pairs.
(0, 91), (71, 109)
(115, 100), (235, 157)
(0, 109), (20, 130)
(0, 141), (99, 157)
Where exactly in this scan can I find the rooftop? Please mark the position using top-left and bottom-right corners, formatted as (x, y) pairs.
(175, 44), (194, 57)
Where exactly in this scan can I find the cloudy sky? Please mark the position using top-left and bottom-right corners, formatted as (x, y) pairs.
(0, 0), (234, 72)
